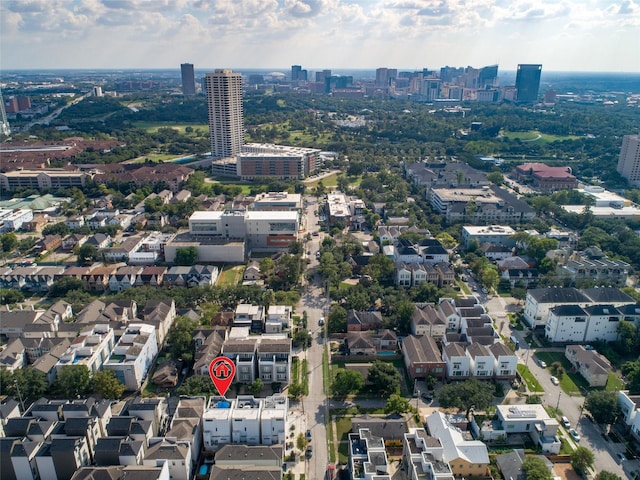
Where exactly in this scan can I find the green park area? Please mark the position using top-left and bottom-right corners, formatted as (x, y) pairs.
(501, 129), (581, 143)
(132, 122), (209, 134)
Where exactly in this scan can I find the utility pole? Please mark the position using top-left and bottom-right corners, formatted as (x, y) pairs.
(556, 392), (561, 411)
(14, 380), (25, 412)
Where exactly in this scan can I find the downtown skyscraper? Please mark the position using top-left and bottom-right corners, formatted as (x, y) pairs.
(205, 69), (244, 159)
(180, 63), (196, 96)
(515, 64), (542, 102)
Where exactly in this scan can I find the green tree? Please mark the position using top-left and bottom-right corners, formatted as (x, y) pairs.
(486, 171), (504, 186)
(55, 365), (91, 397)
(384, 393), (413, 414)
(367, 361), (401, 397)
(594, 472), (623, 480)
(93, 370), (126, 399)
(174, 246), (199, 265)
(571, 446), (595, 474)
(50, 277), (86, 297)
(437, 378), (494, 417)
(177, 375), (218, 396)
(0, 289), (25, 305)
(617, 321), (639, 355)
(76, 243), (98, 265)
(584, 390), (619, 425)
(166, 316), (199, 362)
(364, 254), (394, 284)
(331, 369), (364, 396)
(288, 382), (304, 399)
(435, 232), (457, 249)
(480, 266), (499, 290)
(13, 368), (48, 399)
(296, 432), (308, 452)
(0, 233), (18, 252)
(522, 455), (553, 480)
(247, 379), (264, 396)
(328, 306), (347, 334)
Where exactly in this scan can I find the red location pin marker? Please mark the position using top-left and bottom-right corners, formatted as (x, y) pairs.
(208, 356), (236, 397)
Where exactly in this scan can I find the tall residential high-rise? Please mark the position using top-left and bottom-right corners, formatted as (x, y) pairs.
(515, 64), (542, 103)
(205, 69), (244, 159)
(617, 134), (640, 186)
(181, 63), (196, 96)
(0, 88), (10, 136)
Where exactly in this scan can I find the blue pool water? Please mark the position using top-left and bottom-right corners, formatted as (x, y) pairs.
(198, 465), (209, 476)
(377, 351), (396, 356)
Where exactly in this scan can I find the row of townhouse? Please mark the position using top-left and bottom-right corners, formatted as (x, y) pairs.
(0, 263), (219, 293)
(523, 287), (637, 340)
(0, 396), (204, 480)
(202, 395), (288, 451)
(401, 334), (517, 381)
(193, 329), (292, 385)
(394, 261), (455, 288)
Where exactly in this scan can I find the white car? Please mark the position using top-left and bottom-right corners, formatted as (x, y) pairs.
(550, 376), (559, 385)
(561, 416), (570, 428)
(569, 428), (580, 442)
(538, 359), (547, 368)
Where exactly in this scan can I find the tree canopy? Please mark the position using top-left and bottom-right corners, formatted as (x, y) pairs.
(437, 378), (494, 416)
(584, 390), (620, 425)
(367, 361), (402, 397)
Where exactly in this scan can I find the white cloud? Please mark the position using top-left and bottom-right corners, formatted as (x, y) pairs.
(0, 0), (638, 70)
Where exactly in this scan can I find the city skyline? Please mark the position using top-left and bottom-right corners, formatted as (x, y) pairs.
(1, 1), (639, 73)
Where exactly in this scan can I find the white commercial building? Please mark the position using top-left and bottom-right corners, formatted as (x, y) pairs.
(461, 225), (516, 249)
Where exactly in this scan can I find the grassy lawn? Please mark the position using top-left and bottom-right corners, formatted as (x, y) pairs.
(535, 351), (583, 396)
(301, 359), (309, 395)
(128, 153), (182, 163)
(305, 173), (338, 188)
(501, 129), (581, 143)
(457, 280), (471, 295)
(606, 372), (625, 391)
(335, 416), (354, 464)
(132, 121), (209, 133)
(322, 345), (331, 395)
(216, 265), (244, 286)
(517, 364), (543, 393)
(326, 416), (336, 463)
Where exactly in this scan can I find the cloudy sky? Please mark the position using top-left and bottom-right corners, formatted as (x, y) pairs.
(1, 0), (639, 72)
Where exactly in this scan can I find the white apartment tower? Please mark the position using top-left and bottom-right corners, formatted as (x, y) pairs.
(617, 134), (640, 186)
(205, 69), (244, 159)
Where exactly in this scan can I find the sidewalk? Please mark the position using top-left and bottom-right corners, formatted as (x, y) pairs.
(285, 404), (308, 478)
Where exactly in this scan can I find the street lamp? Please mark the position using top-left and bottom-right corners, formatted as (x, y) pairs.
(556, 392), (562, 411)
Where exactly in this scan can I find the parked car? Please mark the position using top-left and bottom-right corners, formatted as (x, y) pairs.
(538, 359), (547, 368)
(318, 317), (325, 326)
(616, 452), (627, 462)
(305, 429), (312, 440)
(561, 416), (570, 428)
(550, 376), (559, 385)
(305, 445), (313, 458)
(569, 429), (580, 442)
(421, 392), (433, 402)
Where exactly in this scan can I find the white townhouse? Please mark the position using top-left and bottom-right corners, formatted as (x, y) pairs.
(443, 343), (470, 379)
(104, 324), (158, 390)
(466, 343), (495, 379)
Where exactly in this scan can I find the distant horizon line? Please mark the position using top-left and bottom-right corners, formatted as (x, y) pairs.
(2, 68), (640, 75)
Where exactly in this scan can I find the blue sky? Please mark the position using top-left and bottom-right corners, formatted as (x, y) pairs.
(1, 0), (639, 72)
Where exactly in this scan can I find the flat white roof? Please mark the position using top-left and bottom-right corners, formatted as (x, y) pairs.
(190, 211), (223, 221)
(245, 211), (298, 220)
(462, 225), (516, 235)
(563, 205), (640, 218)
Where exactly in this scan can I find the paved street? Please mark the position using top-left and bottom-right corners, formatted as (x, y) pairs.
(292, 196), (331, 479)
